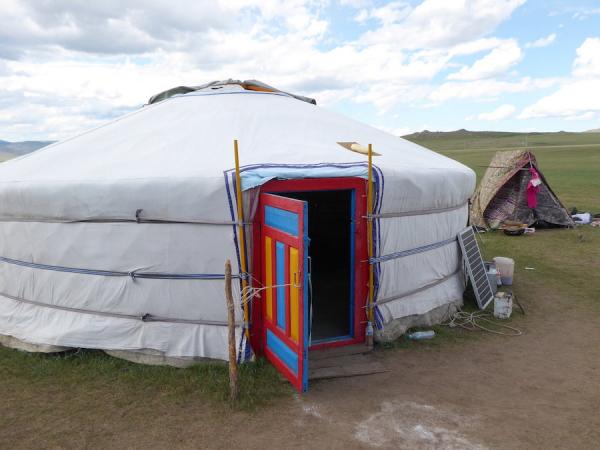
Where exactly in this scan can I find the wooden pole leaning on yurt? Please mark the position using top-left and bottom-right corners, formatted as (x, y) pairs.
(224, 259), (239, 402)
(367, 143), (375, 326)
(233, 140), (250, 340)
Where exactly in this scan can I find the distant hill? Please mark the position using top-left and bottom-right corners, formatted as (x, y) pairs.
(0, 140), (54, 159)
(402, 129), (600, 152)
(584, 128), (600, 133)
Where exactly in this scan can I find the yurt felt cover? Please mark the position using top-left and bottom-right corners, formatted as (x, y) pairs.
(0, 84), (475, 361)
(470, 150), (573, 228)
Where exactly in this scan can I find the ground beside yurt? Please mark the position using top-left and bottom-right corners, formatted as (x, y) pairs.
(2, 133), (599, 449)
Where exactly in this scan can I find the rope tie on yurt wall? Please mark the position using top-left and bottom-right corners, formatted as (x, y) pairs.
(368, 237), (458, 264)
(0, 291), (244, 327)
(368, 266), (462, 308)
(0, 255), (248, 280)
(367, 201), (467, 219)
(239, 279), (299, 308)
(0, 212), (250, 226)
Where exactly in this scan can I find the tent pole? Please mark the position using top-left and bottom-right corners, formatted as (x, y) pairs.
(367, 143), (375, 324)
(233, 140), (250, 340)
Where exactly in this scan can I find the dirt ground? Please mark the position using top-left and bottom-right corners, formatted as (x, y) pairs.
(2, 277), (599, 450)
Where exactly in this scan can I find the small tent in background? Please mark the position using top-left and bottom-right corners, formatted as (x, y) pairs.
(470, 150), (573, 228)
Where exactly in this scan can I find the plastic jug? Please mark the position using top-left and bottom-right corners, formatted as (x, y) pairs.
(493, 256), (515, 285)
(407, 330), (435, 340)
(493, 292), (513, 319)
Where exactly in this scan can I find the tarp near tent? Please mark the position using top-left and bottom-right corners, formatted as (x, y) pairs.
(470, 150), (573, 228)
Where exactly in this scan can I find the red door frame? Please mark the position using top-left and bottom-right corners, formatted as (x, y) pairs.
(251, 177), (368, 354)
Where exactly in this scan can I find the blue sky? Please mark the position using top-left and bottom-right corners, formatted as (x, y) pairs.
(1, 0), (600, 141)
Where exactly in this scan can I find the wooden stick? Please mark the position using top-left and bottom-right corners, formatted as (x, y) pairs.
(367, 143), (375, 324)
(233, 140), (250, 339)
(225, 260), (239, 402)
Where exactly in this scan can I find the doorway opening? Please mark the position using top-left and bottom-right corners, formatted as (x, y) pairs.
(251, 177), (369, 390)
(251, 177), (368, 356)
(275, 189), (353, 342)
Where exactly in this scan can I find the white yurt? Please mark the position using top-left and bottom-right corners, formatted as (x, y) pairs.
(0, 80), (475, 391)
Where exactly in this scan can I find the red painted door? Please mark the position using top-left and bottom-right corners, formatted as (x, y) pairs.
(260, 193), (309, 392)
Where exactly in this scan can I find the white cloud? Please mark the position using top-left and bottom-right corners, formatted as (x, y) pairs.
(572, 7), (600, 20)
(450, 37), (505, 56)
(360, 0), (526, 49)
(573, 37), (600, 77)
(525, 33), (556, 48)
(518, 79), (600, 119)
(519, 37), (600, 120)
(430, 77), (560, 102)
(354, 9), (370, 22)
(469, 104), (516, 120)
(376, 124), (418, 136)
(338, 0), (370, 8)
(0, 0), (529, 140)
(353, 1), (411, 26)
(448, 39), (523, 80)
(564, 111), (596, 121)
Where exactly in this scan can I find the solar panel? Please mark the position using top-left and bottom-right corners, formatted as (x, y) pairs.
(457, 226), (494, 310)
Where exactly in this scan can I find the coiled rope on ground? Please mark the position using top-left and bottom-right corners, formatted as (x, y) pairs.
(443, 310), (523, 336)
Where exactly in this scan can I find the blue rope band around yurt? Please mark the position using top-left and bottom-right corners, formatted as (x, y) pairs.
(369, 237), (458, 264)
(0, 256), (248, 280)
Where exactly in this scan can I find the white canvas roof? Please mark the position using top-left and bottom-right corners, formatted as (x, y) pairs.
(0, 84), (475, 361)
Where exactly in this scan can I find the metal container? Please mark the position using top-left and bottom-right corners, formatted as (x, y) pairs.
(484, 261), (499, 294)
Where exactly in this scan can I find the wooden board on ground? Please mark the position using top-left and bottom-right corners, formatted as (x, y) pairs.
(310, 353), (371, 369)
(309, 343), (372, 360)
(309, 361), (388, 380)
(308, 345), (388, 380)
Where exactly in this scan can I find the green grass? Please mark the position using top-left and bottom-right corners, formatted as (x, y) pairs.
(0, 348), (290, 411)
(478, 227), (600, 308)
(403, 130), (600, 151)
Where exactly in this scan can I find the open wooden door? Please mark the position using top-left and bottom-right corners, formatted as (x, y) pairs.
(260, 193), (309, 392)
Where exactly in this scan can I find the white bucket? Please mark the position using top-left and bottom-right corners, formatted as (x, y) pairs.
(493, 256), (515, 285)
(493, 293), (513, 319)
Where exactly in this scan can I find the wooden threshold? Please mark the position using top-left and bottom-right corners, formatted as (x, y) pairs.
(308, 344), (388, 380)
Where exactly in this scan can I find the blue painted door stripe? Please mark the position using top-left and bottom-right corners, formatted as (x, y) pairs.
(276, 241), (286, 330)
(267, 329), (298, 375)
(265, 205), (299, 236)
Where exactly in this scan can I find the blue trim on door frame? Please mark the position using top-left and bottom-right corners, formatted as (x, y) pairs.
(301, 200), (309, 392)
(348, 189), (356, 338)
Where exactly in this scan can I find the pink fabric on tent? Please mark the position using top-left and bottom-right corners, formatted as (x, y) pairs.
(526, 167), (541, 208)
